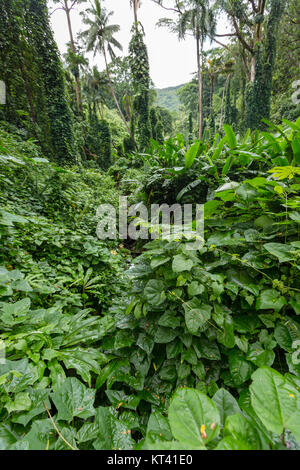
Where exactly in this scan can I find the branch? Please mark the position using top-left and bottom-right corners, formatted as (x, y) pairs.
(240, 45), (251, 81)
(50, 6), (64, 15)
(215, 33), (237, 38)
(230, 13), (253, 54)
(151, 0), (182, 14)
(207, 33), (231, 51)
(260, 0), (266, 15)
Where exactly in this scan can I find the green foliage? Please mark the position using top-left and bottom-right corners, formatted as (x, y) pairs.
(0, 0), (299, 450)
(0, 0), (75, 163)
(0, 114), (300, 450)
(129, 23), (151, 150)
(142, 367), (300, 450)
(91, 118), (300, 447)
(150, 107), (164, 144)
(242, 0), (285, 130)
(0, 125), (133, 449)
(271, 0), (300, 123)
(155, 85), (183, 112)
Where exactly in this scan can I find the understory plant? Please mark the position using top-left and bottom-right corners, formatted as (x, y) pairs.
(0, 119), (299, 450)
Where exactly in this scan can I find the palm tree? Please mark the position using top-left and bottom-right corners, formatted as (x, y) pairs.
(130, 0), (141, 23)
(82, 66), (109, 119)
(176, 0), (216, 139)
(81, 0), (136, 146)
(52, 0), (87, 113)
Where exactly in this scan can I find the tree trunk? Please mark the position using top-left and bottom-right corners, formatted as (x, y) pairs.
(18, 58), (37, 125)
(219, 74), (230, 130)
(103, 46), (137, 149)
(196, 34), (203, 140)
(133, 0), (138, 22)
(97, 102), (103, 120)
(250, 55), (256, 82)
(209, 74), (215, 114)
(64, 0), (82, 113)
(250, 3), (265, 82)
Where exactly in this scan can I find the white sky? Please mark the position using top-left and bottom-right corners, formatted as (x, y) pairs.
(49, 0), (231, 89)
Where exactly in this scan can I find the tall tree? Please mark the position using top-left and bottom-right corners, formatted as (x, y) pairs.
(52, 0), (86, 113)
(216, 0), (286, 129)
(271, 0), (300, 122)
(130, 0), (141, 23)
(156, 0), (216, 139)
(129, 20), (152, 149)
(27, 0), (75, 162)
(129, 0), (152, 150)
(81, 0), (136, 146)
(0, 0), (75, 162)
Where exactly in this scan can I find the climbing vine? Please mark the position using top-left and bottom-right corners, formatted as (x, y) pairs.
(129, 23), (151, 150)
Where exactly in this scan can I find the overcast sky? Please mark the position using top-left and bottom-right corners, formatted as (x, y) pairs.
(49, 0), (231, 89)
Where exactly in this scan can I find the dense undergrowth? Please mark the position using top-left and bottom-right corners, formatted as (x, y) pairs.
(0, 118), (300, 450)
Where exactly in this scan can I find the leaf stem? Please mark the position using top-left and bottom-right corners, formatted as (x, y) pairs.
(43, 402), (76, 450)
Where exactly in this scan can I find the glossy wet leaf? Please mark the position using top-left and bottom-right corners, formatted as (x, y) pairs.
(168, 388), (220, 446)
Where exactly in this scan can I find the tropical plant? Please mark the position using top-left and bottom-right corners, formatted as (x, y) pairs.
(157, 0), (216, 139)
(81, 0), (136, 145)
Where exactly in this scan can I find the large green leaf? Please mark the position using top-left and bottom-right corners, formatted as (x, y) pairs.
(250, 367), (300, 440)
(274, 324), (293, 352)
(217, 316), (235, 349)
(93, 407), (135, 450)
(229, 350), (253, 386)
(263, 243), (296, 263)
(172, 254), (194, 273)
(0, 423), (19, 450)
(11, 389), (50, 426)
(223, 124), (237, 149)
(226, 269), (259, 296)
(146, 411), (172, 441)
(184, 301), (212, 334)
(150, 256), (170, 269)
(256, 289), (287, 311)
(184, 141), (202, 169)
(56, 347), (108, 386)
(168, 388), (220, 447)
(154, 326), (179, 344)
(5, 392), (31, 414)
(144, 279), (166, 306)
(12, 419), (53, 450)
(212, 388), (241, 427)
(51, 377), (96, 422)
(246, 343), (275, 367)
(217, 414), (261, 450)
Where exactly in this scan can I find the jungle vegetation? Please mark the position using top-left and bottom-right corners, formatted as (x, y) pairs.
(0, 0), (300, 452)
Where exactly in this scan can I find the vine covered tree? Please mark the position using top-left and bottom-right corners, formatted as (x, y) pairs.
(216, 0), (286, 129)
(81, 0), (136, 146)
(129, 0), (152, 150)
(27, 0), (75, 162)
(0, 0), (75, 163)
(52, 0), (87, 113)
(129, 23), (152, 149)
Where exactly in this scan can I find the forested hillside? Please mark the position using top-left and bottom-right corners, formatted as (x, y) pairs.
(0, 0), (300, 453)
(155, 84), (183, 111)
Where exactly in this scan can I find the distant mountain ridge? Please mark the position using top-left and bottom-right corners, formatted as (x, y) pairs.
(154, 83), (186, 112)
